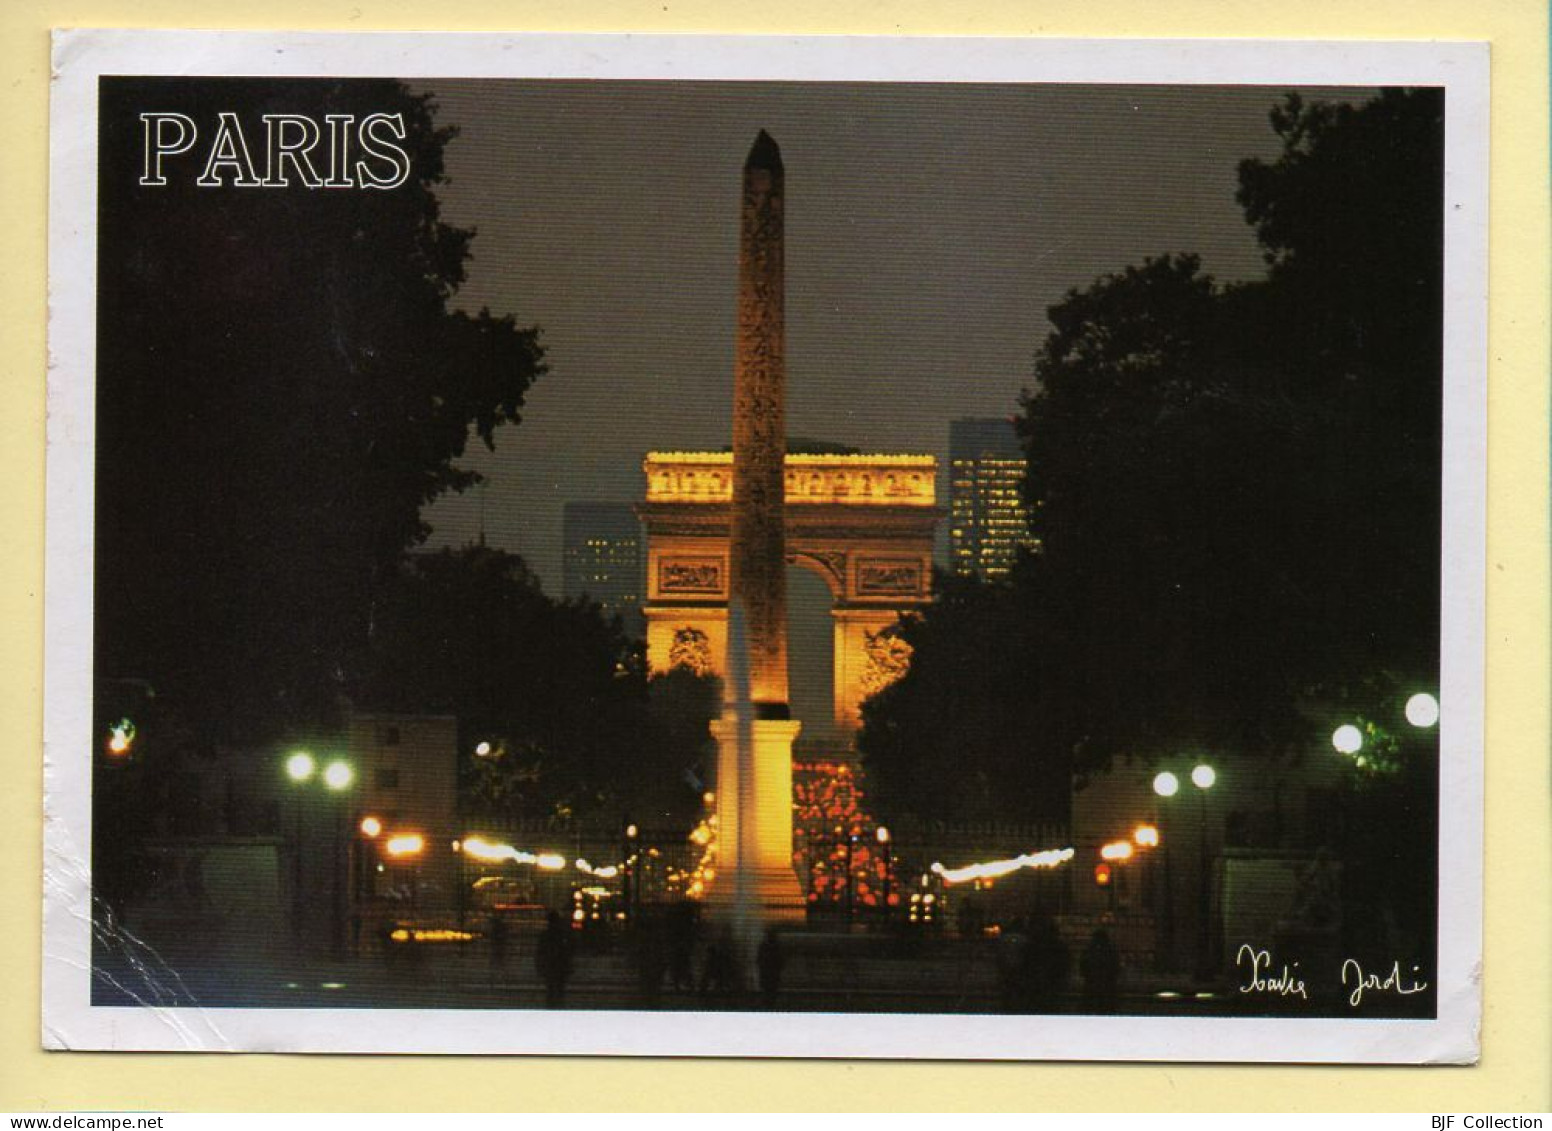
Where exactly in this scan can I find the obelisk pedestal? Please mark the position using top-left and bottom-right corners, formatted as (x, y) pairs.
(708, 610), (806, 950)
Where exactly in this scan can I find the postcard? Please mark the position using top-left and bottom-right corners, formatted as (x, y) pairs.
(44, 30), (1487, 1060)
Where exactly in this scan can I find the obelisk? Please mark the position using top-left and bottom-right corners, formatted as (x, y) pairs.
(710, 130), (805, 942)
(731, 128), (790, 713)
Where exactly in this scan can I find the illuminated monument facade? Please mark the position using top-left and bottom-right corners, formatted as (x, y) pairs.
(639, 132), (939, 936)
(640, 451), (938, 731)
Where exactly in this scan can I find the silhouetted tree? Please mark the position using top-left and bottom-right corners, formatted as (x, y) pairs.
(859, 572), (1064, 822)
(363, 545), (709, 824)
(94, 79), (547, 744)
(1020, 88), (1442, 771)
(860, 89), (1443, 817)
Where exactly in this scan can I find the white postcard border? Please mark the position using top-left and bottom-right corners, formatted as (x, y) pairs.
(44, 30), (1488, 1061)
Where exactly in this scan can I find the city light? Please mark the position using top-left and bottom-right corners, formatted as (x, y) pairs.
(389, 928), (475, 943)
(1153, 771), (1180, 798)
(1406, 692), (1440, 728)
(456, 836), (624, 880)
(384, 833), (424, 857)
(106, 718), (136, 756)
(1134, 824), (1160, 847)
(474, 741), (493, 757)
(462, 836), (534, 864)
(359, 815), (382, 838)
(285, 751), (315, 782)
(1100, 840), (1134, 862)
(929, 846), (1074, 885)
(323, 760), (354, 790)
(1332, 724), (1364, 755)
(876, 826), (891, 845)
(1192, 764), (1216, 790)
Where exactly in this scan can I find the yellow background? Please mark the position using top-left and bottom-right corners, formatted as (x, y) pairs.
(2, 0), (1547, 1113)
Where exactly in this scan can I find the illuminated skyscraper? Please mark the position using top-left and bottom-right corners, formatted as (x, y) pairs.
(561, 502), (645, 635)
(948, 417), (1037, 581)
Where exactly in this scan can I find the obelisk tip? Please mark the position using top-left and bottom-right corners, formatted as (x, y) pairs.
(745, 129), (783, 173)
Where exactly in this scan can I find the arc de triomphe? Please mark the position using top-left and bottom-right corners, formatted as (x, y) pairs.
(639, 450), (942, 734)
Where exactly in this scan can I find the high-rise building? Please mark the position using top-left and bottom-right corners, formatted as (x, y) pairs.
(948, 417), (1037, 581)
(561, 502), (645, 635)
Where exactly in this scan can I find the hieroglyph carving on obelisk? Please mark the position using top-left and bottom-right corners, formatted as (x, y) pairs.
(731, 128), (790, 712)
(712, 130), (806, 939)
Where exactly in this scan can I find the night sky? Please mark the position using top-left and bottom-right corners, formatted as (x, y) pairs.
(415, 81), (1371, 729)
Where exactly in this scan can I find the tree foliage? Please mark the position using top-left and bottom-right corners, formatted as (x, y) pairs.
(859, 573), (1064, 822)
(859, 89), (1444, 819)
(363, 545), (713, 826)
(94, 79), (547, 741)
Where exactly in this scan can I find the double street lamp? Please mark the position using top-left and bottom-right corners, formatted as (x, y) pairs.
(1332, 691), (1439, 761)
(1152, 761), (1217, 980)
(283, 750), (355, 959)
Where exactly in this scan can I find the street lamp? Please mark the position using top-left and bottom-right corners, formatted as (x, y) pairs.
(385, 833), (426, 920)
(283, 750), (315, 943)
(1332, 724), (1364, 755)
(285, 751), (316, 783)
(354, 815), (382, 935)
(624, 821), (640, 922)
(1189, 762), (1217, 980)
(324, 762), (355, 960)
(876, 826), (892, 920)
(105, 718), (136, 758)
(1150, 761), (1218, 979)
(282, 750), (355, 960)
(1405, 692), (1440, 729)
(835, 825), (857, 924)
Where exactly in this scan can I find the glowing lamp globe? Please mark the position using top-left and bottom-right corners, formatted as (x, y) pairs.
(1152, 771), (1180, 798)
(1332, 724), (1364, 755)
(1191, 764), (1216, 790)
(285, 752), (315, 782)
(323, 760), (354, 790)
(1405, 692), (1440, 729)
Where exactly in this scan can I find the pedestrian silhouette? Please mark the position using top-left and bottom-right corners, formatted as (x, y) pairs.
(1018, 913), (1070, 1012)
(666, 902), (698, 992)
(635, 920), (668, 1006)
(700, 927), (736, 996)
(996, 916), (1029, 1011)
(488, 912), (509, 982)
(756, 928), (785, 1009)
(1080, 926), (1122, 1012)
(535, 910), (574, 1007)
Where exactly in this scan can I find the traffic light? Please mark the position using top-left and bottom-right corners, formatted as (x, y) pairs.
(1093, 863), (1112, 887)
